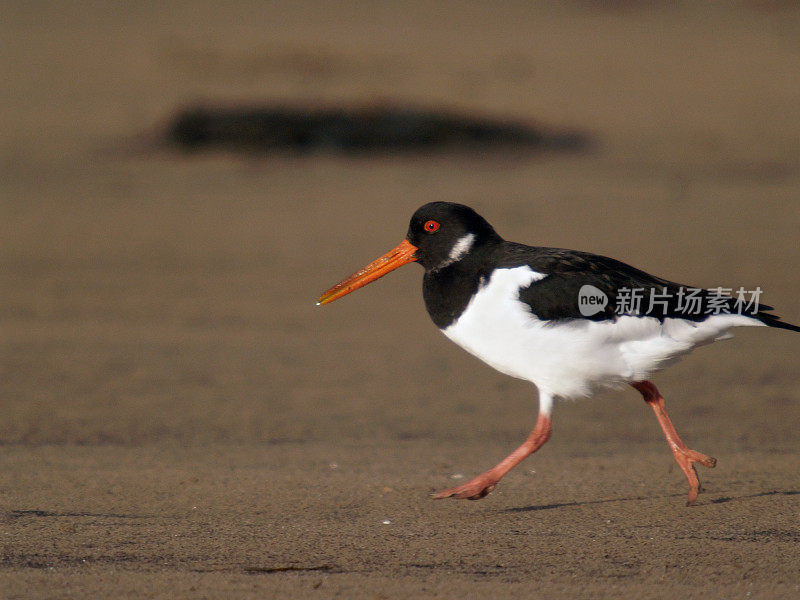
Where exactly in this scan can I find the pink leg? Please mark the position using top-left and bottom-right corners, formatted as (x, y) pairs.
(433, 412), (552, 500)
(632, 380), (717, 506)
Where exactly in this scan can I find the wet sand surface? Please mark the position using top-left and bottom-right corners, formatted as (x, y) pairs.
(2, 3), (800, 598)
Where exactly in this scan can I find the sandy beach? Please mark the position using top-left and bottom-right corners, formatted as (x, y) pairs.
(2, 3), (800, 598)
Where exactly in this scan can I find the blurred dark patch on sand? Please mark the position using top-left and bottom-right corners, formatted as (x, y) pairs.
(166, 103), (590, 155)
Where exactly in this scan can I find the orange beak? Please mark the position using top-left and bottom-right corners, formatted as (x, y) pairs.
(317, 239), (418, 306)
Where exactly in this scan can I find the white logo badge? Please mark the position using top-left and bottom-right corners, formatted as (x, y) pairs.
(578, 284), (608, 317)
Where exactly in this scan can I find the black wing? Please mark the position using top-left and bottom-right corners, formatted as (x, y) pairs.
(497, 243), (798, 330)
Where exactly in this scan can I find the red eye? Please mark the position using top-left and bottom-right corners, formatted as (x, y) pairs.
(424, 220), (440, 233)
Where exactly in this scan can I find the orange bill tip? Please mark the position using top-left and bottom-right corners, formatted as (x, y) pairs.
(317, 239), (418, 306)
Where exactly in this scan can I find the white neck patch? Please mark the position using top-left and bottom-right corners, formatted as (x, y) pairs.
(435, 233), (476, 270)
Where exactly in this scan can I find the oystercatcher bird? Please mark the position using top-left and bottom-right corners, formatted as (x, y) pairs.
(317, 202), (798, 505)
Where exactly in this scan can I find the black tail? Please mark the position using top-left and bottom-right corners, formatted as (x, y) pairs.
(756, 309), (800, 333)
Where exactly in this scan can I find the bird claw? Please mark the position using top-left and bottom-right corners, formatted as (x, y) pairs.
(675, 447), (717, 506)
(432, 477), (497, 500)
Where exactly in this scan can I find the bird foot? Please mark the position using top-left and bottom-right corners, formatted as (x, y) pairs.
(678, 447), (716, 469)
(432, 475), (497, 500)
(673, 446), (717, 506)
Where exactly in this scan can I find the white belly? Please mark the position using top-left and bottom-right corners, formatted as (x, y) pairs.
(442, 266), (761, 399)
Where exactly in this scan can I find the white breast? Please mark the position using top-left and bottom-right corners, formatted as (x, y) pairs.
(442, 266), (763, 400)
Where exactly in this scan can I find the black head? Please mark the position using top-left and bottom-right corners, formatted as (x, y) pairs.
(406, 202), (502, 272)
(317, 202), (502, 306)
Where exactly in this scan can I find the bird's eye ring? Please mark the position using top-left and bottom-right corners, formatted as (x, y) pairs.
(424, 220), (440, 233)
